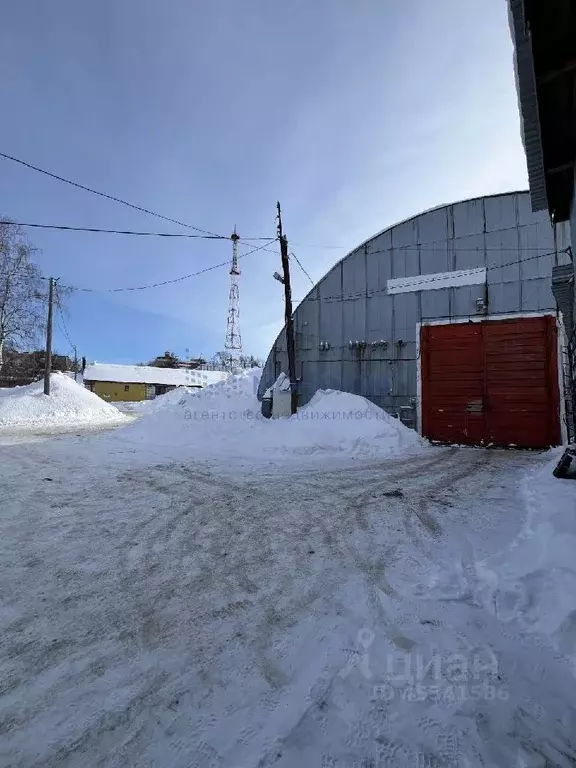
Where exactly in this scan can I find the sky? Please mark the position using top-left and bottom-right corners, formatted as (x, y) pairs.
(0, 0), (528, 365)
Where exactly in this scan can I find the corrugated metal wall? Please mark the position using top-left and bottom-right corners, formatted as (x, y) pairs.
(259, 192), (571, 429)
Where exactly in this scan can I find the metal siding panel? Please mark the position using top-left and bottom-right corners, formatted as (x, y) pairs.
(521, 278), (552, 312)
(484, 194), (517, 233)
(320, 266), (343, 368)
(342, 250), (366, 295)
(501, 281), (521, 313)
(488, 283), (506, 314)
(452, 199), (484, 238)
(367, 230), (393, 284)
(391, 219), (418, 279)
(318, 360), (342, 391)
(365, 360), (389, 407)
(420, 243), (451, 274)
(393, 293), (418, 342)
(276, 327), (287, 353)
(319, 264), (342, 300)
(341, 360), (360, 395)
(405, 357), (417, 398)
(453, 286), (479, 317)
(417, 206), (449, 245)
(454, 234), (486, 271)
(421, 289), (450, 320)
(404, 248), (419, 279)
(294, 300), (318, 351)
(342, 298), (366, 341)
(392, 219), (419, 247)
(519, 222), (552, 280)
(366, 246), (388, 291)
(486, 228), (521, 284)
(516, 191), (536, 227)
(367, 294), (390, 336)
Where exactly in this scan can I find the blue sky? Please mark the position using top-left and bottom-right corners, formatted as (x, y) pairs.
(0, 0), (528, 364)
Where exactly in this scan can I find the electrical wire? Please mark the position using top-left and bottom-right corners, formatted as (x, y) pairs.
(290, 247), (568, 303)
(2, 221), (222, 239)
(60, 238), (277, 293)
(56, 318), (74, 353)
(6, 214), (566, 254)
(289, 251), (315, 286)
(54, 284), (75, 353)
(287, 220), (573, 251)
(0, 219), (274, 241)
(0, 151), (223, 238)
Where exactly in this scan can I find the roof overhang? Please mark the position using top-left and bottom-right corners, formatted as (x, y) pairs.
(510, 0), (576, 221)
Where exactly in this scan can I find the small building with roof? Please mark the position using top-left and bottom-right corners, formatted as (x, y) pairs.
(83, 363), (228, 402)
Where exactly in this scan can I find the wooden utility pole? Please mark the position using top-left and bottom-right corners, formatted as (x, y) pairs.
(43, 277), (55, 395)
(73, 345), (78, 383)
(277, 202), (298, 414)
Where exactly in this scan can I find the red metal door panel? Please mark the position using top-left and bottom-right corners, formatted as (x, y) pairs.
(421, 323), (486, 444)
(483, 316), (560, 447)
(421, 317), (561, 448)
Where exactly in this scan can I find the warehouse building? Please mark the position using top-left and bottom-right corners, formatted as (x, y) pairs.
(258, 191), (572, 448)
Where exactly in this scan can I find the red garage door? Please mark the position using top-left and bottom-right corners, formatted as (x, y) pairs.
(421, 316), (561, 448)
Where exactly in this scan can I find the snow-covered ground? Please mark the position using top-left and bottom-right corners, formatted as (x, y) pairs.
(106, 368), (426, 465)
(1, 371), (575, 767)
(0, 373), (129, 434)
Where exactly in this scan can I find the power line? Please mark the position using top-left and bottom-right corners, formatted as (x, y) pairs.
(0, 151), (223, 238)
(286, 220), (573, 251)
(0, 219), (274, 241)
(54, 285), (75, 351)
(289, 251), (315, 285)
(56, 238), (277, 293)
(291, 248), (568, 303)
(3, 221), (222, 239)
(4, 215), (565, 253)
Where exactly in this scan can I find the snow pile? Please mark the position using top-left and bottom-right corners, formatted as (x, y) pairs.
(427, 450), (576, 664)
(124, 368), (425, 462)
(487, 454), (576, 660)
(270, 389), (424, 457)
(144, 367), (260, 414)
(0, 373), (129, 431)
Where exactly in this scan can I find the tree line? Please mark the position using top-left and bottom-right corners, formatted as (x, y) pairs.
(145, 350), (263, 369)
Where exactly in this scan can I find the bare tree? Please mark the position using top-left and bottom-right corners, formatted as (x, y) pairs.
(211, 350), (263, 369)
(0, 221), (46, 371)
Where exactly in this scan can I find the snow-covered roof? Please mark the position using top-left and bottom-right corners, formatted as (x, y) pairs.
(83, 363), (228, 387)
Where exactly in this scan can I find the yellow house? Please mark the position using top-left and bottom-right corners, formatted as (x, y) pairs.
(83, 363), (228, 403)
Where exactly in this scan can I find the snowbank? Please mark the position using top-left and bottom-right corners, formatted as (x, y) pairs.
(488, 454), (576, 660)
(0, 373), (129, 431)
(428, 450), (576, 664)
(124, 369), (425, 462)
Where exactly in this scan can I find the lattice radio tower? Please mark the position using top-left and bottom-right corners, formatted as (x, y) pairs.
(224, 228), (242, 371)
